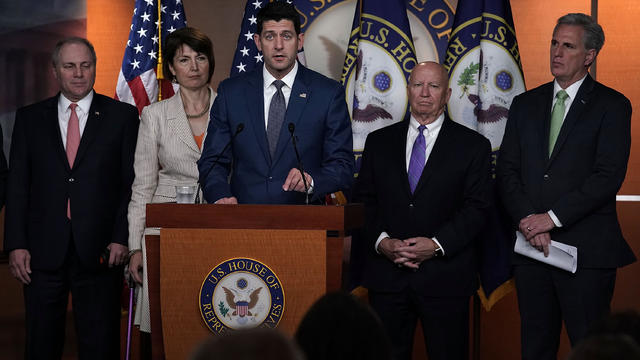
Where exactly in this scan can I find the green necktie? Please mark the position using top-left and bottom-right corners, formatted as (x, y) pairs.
(549, 90), (569, 156)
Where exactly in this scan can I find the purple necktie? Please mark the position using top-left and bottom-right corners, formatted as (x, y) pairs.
(408, 125), (426, 193)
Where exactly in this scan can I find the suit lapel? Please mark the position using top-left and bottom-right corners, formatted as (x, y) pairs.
(245, 69), (271, 165)
(73, 93), (103, 169)
(394, 120), (412, 197)
(47, 95), (70, 171)
(272, 64), (309, 166)
(548, 75), (595, 165)
(167, 90), (201, 154)
(539, 83), (554, 162)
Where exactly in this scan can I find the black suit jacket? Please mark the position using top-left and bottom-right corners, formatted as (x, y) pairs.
(355, 116), (492, 296)
(4, 92), (139, 270)
(497, 75), (636, 268)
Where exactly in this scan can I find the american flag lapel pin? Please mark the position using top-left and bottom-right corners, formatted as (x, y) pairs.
(95, 111), (100, 116)
(299, 93), (307, 98)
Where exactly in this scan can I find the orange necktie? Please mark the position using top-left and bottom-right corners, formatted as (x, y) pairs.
(66, 103), (80, 219)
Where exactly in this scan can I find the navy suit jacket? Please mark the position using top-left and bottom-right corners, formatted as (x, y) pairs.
(198, 64), (354, 204)
(497, 75), (636, 268)
(4, 93), (139, 270)
(354, 117), (492, 296)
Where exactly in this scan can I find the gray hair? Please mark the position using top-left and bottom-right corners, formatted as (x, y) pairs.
(555, 13), (605, 53)
(51, 37), (97, 66)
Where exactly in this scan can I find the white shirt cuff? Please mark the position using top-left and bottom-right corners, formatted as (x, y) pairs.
(432, 237), (445, 255)
(375, 232), (389, 254)
(306, 178), (314, 194)
(547, 210), (562, 227)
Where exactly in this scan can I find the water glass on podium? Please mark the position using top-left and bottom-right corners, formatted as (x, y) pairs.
(175, 185), (197, 204)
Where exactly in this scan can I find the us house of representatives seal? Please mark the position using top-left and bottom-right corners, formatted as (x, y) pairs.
(199, 258), (285, 335)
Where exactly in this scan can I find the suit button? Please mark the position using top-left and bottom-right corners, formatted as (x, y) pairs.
(543, 174), (549, 180)
(409, 203), (414, 208)
(69, 178), (75, 182)
(268, 176), (273, 180)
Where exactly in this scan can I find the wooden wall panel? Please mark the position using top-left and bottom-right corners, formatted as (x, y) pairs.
(511, 0), (590, 90)
(87, 0), (132, 97)
(598, 2), (640, 194)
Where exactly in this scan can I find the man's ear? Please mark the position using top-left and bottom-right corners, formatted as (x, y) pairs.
(254, 34), (262, 52)
(584, 48), (596, 67)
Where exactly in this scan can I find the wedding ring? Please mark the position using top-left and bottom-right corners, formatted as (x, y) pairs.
(526, 226), (532, 231)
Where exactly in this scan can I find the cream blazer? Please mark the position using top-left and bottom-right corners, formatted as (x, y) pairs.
(127, 88), (216, 332)
(128, 87), (216, 251)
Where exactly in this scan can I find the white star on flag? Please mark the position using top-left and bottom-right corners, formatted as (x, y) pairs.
(244, 31), (253, 41)
(254, 54), (263, 63)
(171, 10), (180, 20)
(148, 50), (157, 59)
(141, 12), (151, 22)
(134, 44), (144, 53)
(248, 15), (257, 25)
(131, 59), (140, 69)
(236, 62), (247, 72)
(137, 28), (147, 37)
(240, 47), (250, 56)
(252, 1), (262, 9)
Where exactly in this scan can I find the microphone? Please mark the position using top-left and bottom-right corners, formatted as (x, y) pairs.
(288, 123), (309, 205)
(194, 123), (244, 204)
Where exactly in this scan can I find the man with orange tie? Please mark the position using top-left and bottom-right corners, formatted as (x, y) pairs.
(4, 37), (139, 359)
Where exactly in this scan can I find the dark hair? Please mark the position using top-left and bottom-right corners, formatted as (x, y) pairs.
(189, 328), (305, 360)
(52, 37), (97, 66)
(555, 13), (605, 53)
(567, 334), (640, 360)
(295, 291), (393, 360)
(256, 1), (301, 36)
(588, 310), (640, 346)
(163, 27), (215, 82)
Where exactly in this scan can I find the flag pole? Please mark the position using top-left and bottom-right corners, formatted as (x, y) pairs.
(156, 0), (164, 101)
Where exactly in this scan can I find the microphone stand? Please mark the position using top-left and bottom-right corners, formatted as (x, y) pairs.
(288, 123), (309, 205)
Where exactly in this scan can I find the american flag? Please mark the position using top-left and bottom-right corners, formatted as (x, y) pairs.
(115, 0), (187, 114)
(230, 0), (304, 77)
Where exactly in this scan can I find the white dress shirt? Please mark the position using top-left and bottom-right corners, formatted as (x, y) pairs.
(262, 62), (298, 129)
(57, 91), (94, 149)
(375, 113), (446, 254)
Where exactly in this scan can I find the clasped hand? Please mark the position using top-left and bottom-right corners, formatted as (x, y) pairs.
(519, 213), (555, 257)
(379, 237), (438, 269)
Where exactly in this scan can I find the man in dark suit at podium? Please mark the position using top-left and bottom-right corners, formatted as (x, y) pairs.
(355, 62), (492, 360)
(198, 1), (353, 205)
(497, 13), (636, 360)
(4, 37), (139, 359)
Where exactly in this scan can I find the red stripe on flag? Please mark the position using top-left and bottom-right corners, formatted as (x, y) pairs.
(128, 76), (151, 114)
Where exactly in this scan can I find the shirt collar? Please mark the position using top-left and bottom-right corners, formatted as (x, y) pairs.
(262, 61), (298, 90)
(409, 112), (445, 134)
(59, 90), (94, 114)
(553, 74), (586, 101)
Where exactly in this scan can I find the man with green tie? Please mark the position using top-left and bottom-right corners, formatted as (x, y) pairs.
(497, 13), (636, 360)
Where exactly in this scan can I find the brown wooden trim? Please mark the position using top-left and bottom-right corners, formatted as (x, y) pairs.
(146, 203), (363, 231)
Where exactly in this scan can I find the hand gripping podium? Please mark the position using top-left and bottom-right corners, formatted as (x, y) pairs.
(144, 203), (363, 360)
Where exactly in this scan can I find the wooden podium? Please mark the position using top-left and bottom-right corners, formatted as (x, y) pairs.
(144, 203), (363, 360)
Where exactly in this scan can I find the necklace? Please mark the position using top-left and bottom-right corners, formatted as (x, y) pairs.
(184, 89), (211, 119)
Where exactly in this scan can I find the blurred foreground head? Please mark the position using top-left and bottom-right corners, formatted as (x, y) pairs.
(295, 291), (393, 360)
(190, 328), (305, 360)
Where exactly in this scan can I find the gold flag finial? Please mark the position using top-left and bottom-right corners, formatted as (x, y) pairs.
(156, 0), (164, 101)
